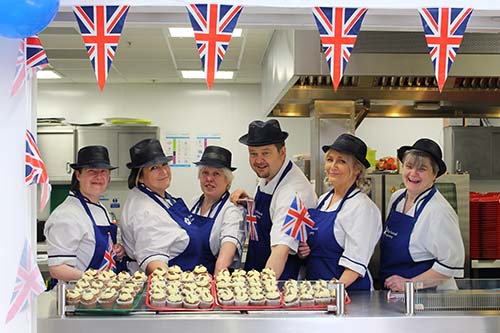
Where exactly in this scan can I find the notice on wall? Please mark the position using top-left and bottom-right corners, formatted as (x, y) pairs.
(165, 135), (191, 167)
(195, 135), (222, 160)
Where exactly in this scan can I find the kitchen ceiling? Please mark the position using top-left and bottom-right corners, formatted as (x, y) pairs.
(38, 7), (500, 85)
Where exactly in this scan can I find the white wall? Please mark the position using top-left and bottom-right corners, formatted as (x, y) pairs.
(0, 38), (35, 333)
(37, 83), (312, 200)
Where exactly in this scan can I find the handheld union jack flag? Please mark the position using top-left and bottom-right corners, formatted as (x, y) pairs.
(312, 7), (367, 91)
(281, 195), (315, 242)
(25, 130), (51, 212)
(73, 5), (130, 91)
(418, 8), (473, 92)
(11, 36), (49, 96)
(99, 233), (116, 272)
(186, 4), (243, 89)
(246, 200), (259, 241)
(5, 239), (45, 324)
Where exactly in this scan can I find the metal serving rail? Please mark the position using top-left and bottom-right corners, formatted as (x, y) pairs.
(38, 288), (500, 333)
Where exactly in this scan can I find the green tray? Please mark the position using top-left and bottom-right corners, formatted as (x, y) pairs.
(74, 290), (145, 315)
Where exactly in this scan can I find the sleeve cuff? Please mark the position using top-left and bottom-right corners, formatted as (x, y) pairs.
(270, 238), (299, 254)
(339, 256), (367, 277)
(220, 235), (243, 255)
(48, 255), (76, 268)
(432, 261), (464, 278)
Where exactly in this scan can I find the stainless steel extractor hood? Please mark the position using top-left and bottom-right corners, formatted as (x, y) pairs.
(261, 30), (500, 121)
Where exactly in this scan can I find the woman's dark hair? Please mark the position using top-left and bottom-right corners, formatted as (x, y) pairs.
(70, 171), (80, 192)
(128, 168), (141, 189)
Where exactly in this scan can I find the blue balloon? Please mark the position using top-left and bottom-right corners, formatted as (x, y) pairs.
(0, 0), (59, 39)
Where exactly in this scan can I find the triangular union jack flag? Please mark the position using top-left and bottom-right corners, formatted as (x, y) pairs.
(418, 8), (473, 92)
(5, 239), (45, 324)
(312, 7), (367, 91)
(186, 3), (243, 89)
(281, 195), (315, 242)
(99, 233), (116, 272)
(73, 5), (130, 91)
(25, 129), (51, 212)
(11, 36), (49, 96)
(245, 200), (258, 241)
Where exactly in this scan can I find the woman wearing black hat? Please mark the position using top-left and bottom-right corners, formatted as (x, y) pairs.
(45, 145), (126, 281)
(380, 138), (464, 291)
(298, 133), (382, 290)
(189, 146), (245, 275)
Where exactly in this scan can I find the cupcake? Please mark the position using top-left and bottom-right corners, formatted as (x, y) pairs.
(98, 288), (118, 310)
(166, 271), (180, 281)
(218, 288), (234, 306)
(151, 267), (167, 278)
(231, 268), (246, 278)
(183, 292), (200, 309)
(249, 291), (265, 306)
(90, 280), (104, 290)
(167, 265), (182, 275)
(234, 291), (249, 306)
(150, 284), (166, 296)
(150, 290), (167, 307)
(283, 290), (299, 307)
(166, 292), (183, 308)
(216, 280), (230, 289)
(314, 288), (331, 305)
(117, 271), (131, 282)
(80, 290), (97, 309)
(83, 268), (99, 278)
(116, 292), (134, 309)
(193, 264), (208, 275)
(195, 274), (211, 288)
(132, 271), (147, 283)
(216, 269), (230, 282)
(107, 280), (122, 291)
(150, 280), (167, 290)
(300, 292), (314, 307)
(246, 269), (260, 280)
(265, 290), (281, 306)
(120, 286), (137, 298)
(65, 289), (81, 306)
(247, 278), (261, 288)
(180, 271), (195, 283)
(284, 279), (298, 290)
(199, 289), (214, 309)
(261, 268), (276, 279)
(75, 279), (90, 289)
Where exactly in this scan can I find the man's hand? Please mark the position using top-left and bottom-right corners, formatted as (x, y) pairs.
(230, 188), (251, 205)
(297, 241), (310, 259)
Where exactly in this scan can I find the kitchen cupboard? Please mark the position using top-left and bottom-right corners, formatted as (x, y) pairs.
(37, 126), (76, 182)
(76, 126), (159, 180)
(444, 126), (500, 179)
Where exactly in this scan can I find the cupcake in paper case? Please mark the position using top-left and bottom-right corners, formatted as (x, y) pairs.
(216, 280), (230, 289)
(98, 288), (118, 310)
(234, 291), (249, 307)
(261, 267), (276, 279)
(199, 289), (214, 309)
(75, 279), (90, 289)
(248, 286), (263, 295)
(215, 268), (230, 282)
(231, 268), (246, 278)
(90, 279), (105, 290)
(314, 279), (328, 289)
(167, 265), (182, 275)
(193, 264), (208, 275)
(120, 285), (137, 298)
(284, 279), (298, 291)
(218, 288), (235, 306)
(151, 267), (168, 278)
(247, 278), (261, 289)
(150, 290), (167, 307)
(166, 271), (181, 281)
(132, 271), (147, 283)
(299, 291), (314, 307)
(246, 269), (260, 280)
(195, 274), (211, 288)
(117, 271), (131, 282)
(183, 292), (200, 309)
(83, 268), (99, 279)
(166, 283), (180, 296)
(65, 289), (81, 306)
(249, 291), (265, 306)
(149, 284), (165, 296)
(314, 288), (331, 305)
(180, 271), (195, 283)
(166, 292), (183, 308)
(283, 290), (299, 307)
(116, 291), (134, 309)
(80, 290), (98, 309)
(150, 279), (167, 290)
(265, 290), (281, 306)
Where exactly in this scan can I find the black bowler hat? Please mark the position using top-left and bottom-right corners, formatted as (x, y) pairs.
(194, 146), (237, 171)
(238, 119), (289, 146)
(397, 138), (447, 177)
(322, 133), (371, 168)
(70, 145), (117, 170)
(126, 139), (173, 169)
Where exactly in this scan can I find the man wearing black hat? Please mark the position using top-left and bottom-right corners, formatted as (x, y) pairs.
(45, 145), (126, 281)
(380, 138), (464, 291)
(231, 120), (317, 279)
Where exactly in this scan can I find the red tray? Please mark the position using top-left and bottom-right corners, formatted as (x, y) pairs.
(214, 286), (283, 310)
(144, 275), (216, 312)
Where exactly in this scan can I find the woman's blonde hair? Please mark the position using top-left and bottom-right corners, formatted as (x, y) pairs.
(324, 151), (370, 193)
(198, 165), (234, 190)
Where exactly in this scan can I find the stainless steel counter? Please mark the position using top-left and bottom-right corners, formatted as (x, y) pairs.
(37, 291), (500, 333)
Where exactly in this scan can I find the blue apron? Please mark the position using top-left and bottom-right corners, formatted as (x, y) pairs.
(244, 161), (300, 279)
(138, 184), (218, 273)
(306, 184), (371, 290)
(74, 191), (119, 272)
(379, 186), (437, 284)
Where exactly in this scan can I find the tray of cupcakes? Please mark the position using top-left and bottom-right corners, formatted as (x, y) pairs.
(145, 265), (215, 311)
(280, 279), (351, 310)
(214, 268), (283, 310)
(65, 269), (147, 314)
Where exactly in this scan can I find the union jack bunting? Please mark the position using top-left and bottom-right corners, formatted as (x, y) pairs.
(5, 239), (45, 324)
(25, 130), (51, 212)
(312, 7), (367, 91)
(99, 233), (116, 272)
(11, 36), (49, 96)
(418, 7), (473, 92)
(281, 195), (315, 242)
(186, 4), (243, 89)
(246, 200), (258, 241)
(73, 5), (130, 91)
